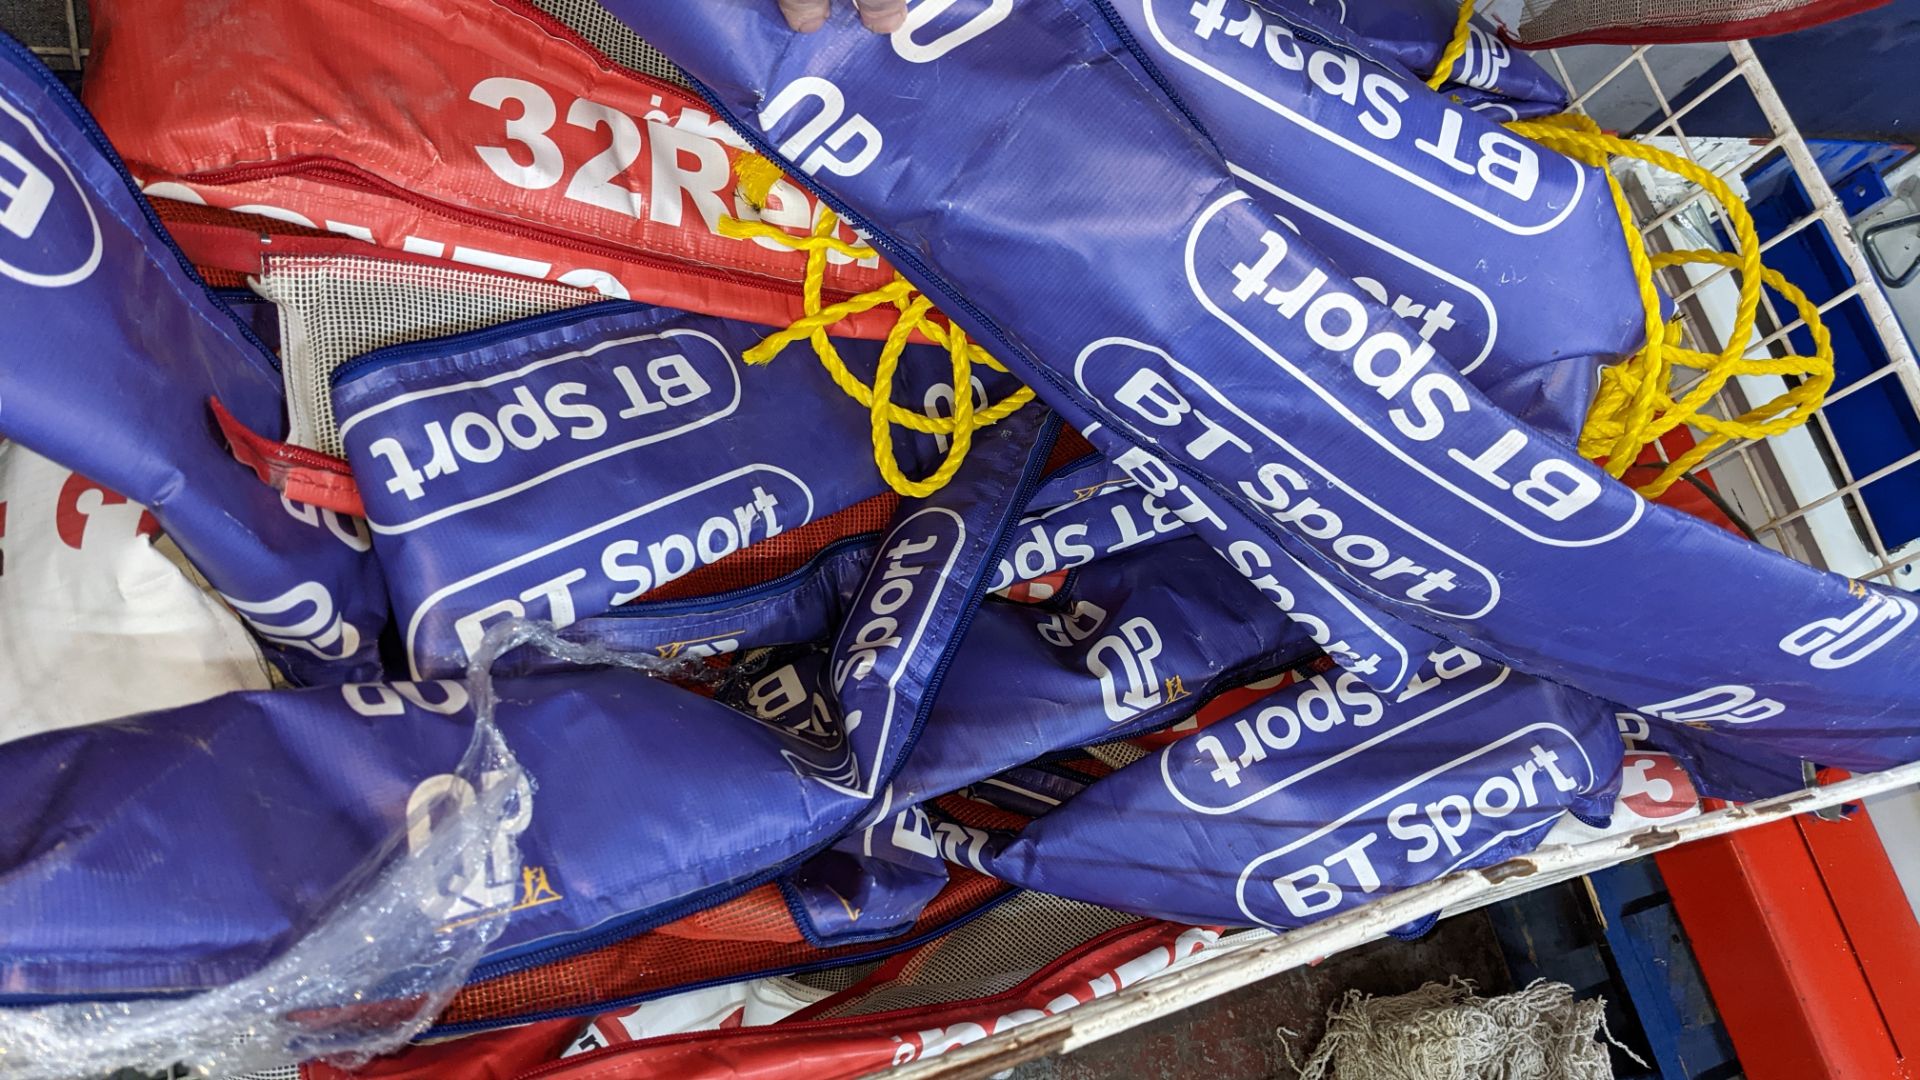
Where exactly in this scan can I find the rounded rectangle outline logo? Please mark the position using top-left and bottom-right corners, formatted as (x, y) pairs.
(1140, 0), (1587, 236)
(338, 328), (743, 535)
(1160, 663), (1512, 815)
(0, 91), (102, 287)
(1229, 164), (1497, 377)
(1075, 336), (1502, 621)
(1186, 191), (1643, 548)
(1231, 719), (1597, 927)
(402, 463), (815, 677)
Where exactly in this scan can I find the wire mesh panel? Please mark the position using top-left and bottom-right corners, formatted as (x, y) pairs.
(1546, 40), (1920, 595)
(0, 0), (84, 81)
(891, 38), (1920, 1076)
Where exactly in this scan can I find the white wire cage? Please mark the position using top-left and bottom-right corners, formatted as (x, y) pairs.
(1546, 40), (1920, 592)
(886, 34), (1920, 1080)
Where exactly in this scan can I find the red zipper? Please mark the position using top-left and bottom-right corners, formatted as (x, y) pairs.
(505, 919), (1166, 1080)
(187, 7), (886, 317)
(183, 155), (865, 309)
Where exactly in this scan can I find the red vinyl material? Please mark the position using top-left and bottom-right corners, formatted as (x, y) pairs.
(85, 0), (903, 336)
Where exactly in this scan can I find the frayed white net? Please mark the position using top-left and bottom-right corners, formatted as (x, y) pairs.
(1286, 978), (1642, 1080)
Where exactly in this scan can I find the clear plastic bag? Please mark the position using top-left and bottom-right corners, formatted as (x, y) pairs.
(0, 621), (698, 1079)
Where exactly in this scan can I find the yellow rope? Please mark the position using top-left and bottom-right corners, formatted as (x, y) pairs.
(731, 6), (1834, 502)
(1434, 1), (1832, 498)
(1632, 250), (1832, 489)
(719, 161), (1035, 498)
(734, 150), (788, 208)
(1426, 0), (1477, 90)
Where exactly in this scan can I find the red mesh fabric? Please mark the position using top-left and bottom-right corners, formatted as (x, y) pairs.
(1046, 425), (1095, 473)
(196, 265), (251, 288)
(651, 885), (806, 945)
(1512, 0), (1887, 45)
(1056, 756), (1113, 780)
(153, 199), (333, 237)
(932, 796), (1034, 833)
(439, 868), (1009, 1026)
(632, 492), (901, 604)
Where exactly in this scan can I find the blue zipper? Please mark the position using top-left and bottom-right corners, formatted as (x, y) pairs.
(1045, 451), (1104, 479)
(469, 802), (860, 982)
(0, 985), (201, 1009)
(596, 531), (880, 619)
(0, 34), (283, 370)
(1030, 450), (1110, 501)
(1568, 806), (1614, 829)
(329, 300), (637, 386)
(468, 416), (1062, 984)
(432, 888), (1017, 1038)
(1083, 0), (1223, 159)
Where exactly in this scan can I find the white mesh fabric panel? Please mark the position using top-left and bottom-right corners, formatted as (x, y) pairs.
(253, 255), (599, 456)
(805, 893), (1143, 1021)
(531, 0), (692, 87)
(1516, 0), (1846, 43)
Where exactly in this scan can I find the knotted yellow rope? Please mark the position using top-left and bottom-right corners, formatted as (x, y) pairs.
(1516, 114), (1833, 492)
(718, 158), (1034, 498)
(1435, 3), (1833, 497)
(1426, 0), (1477, 90)
(734, 13), (1831, 501)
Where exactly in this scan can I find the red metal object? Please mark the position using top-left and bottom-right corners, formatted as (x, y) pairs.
(1799, 786), (1920, 1059)
(1643, 429), (1918, 1079)
(1659, 784), (1920, 1079)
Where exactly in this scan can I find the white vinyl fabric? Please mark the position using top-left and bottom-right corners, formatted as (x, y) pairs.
(0, 440), (270, 743)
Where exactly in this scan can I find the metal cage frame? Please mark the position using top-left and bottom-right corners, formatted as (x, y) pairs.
(2, 7), (1916, 1074)
(892, 36), (1920, 1078)
(9, 0), (83, 75)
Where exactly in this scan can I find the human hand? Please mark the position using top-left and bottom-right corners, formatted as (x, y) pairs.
(778, 0), (907, 33)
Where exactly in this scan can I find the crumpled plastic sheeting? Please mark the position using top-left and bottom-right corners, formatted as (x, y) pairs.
(0, 621), (693, 1078)
(0, 440), (272, 744)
